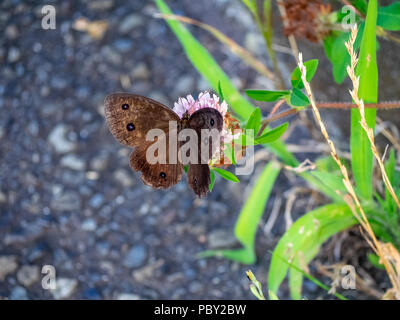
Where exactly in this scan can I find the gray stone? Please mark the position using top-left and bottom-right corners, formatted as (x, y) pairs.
(173, 75), (195, 96)
(8, 47), (21, 63)
(244, 33), (264, 54)
(114, 169), (134, 187)
(17, 265), (40, 287)
(113, 39), (132, 53)
(88, 0), (114, 11)
(89, 193), (104, 208)
(5, 25), (19, 40)
(81, 218), (97, 231)
(0, 256), (18, 280)
(51, 278), (78, 299)
(116, 293), (140, 300)
(51, 191), (81, 211)
(101, 46), (122, 65)
(119, 14), (143, 33)
(123, 245), (147, 268)
(48, 125), (76, 153)
(0, 191), (6, 203)
(61, 154), (85, 171)
(10, 286), (28, 300)
(131, 63), (150, 80)
(90, 155), (108, 171)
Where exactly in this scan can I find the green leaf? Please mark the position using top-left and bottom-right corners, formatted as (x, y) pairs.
(209, 169), (216, 191)
(224, 143), (237, 165)
(199, 161), (281, 264)
(367, 253), (385, 270)
(213, 167), (240, 183)
(350, 2), (378, 200)
(323, 24), (364, 84)
(218, 80), (224, 101)
(246, 89), (290, 102)
(291, 59), (319, 88)
(290, 88), (310, 107)
(268, 204), (357, 299)
(254, 122), (288, 145)
(268, 290), (279, 300)
(236, 133), (255, 146)
(385, 149), (397, 216)
(352, 0), (368, 15)
(273, 252), (347, 300)
(311, 171), (347, 202)
(245, 108), (262, 134)
(241, 0), (257, 16)
(377, 2), (400, 31)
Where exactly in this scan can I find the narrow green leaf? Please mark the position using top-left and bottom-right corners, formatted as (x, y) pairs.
(268, 290), (279, 300)
(213, 167), (240, 183)
(291, 59), (319, 88)
(350, 1), (378, 200)
(323, 24), (364, 84)
(209, 169), (216, 191)
(246, 89), (290, 102)
(268, 204), (357, 299)
(273, 252), (347, 300)
(241, 0), (257, 16)
(255, 122), (288, 145)
(245, 108), (262, 134)
(385, 149), (397, 215)
(290, 88), (310, 107)
(311, 171), (347, 202)
(224, 143), (237, 165)
(377, 2), (400, 31)
(367, 253), (385, 269)
(218, 80), (225, 101)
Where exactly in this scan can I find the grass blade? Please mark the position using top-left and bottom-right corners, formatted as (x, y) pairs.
(350, 1), (378, 200)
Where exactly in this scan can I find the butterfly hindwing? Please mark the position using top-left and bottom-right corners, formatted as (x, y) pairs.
(187, 164), (211, 197)
(130, 143), (183, 189)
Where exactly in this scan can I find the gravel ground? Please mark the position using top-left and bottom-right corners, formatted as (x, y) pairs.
(0, 0), (399, 300)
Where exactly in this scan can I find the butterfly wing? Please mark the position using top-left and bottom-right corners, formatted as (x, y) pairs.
(104, 93), (180, 147)
(187, 108), (224, 197)
(104, 93), (183, 189)
(130, 145), (183, 189)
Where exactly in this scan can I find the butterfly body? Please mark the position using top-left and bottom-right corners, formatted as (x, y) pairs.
(104, 93), (223, 197)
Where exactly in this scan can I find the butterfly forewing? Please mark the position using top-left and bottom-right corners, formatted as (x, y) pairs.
(104, 93), (180, 147)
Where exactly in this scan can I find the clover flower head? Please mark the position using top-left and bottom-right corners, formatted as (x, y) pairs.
(174, 91), (243, 166)
(173, 91), (228, 118)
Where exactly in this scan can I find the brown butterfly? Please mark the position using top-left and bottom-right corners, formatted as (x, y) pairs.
(104, 93), (224, 197)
